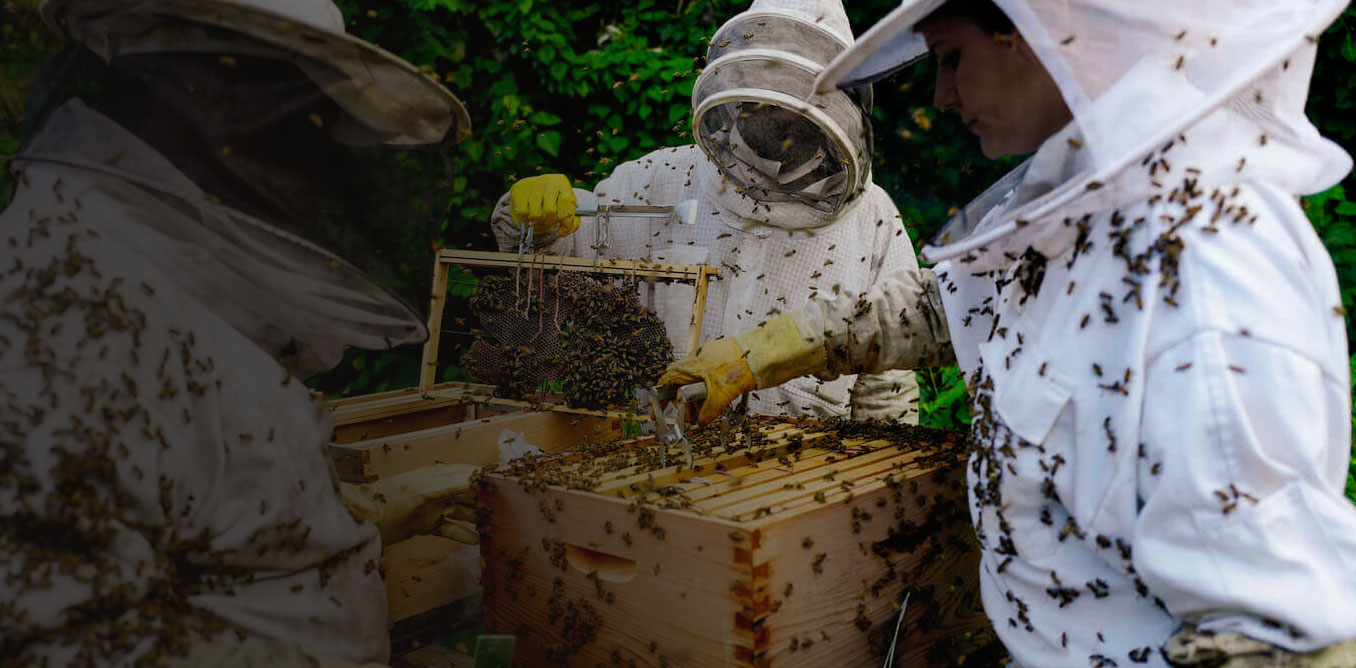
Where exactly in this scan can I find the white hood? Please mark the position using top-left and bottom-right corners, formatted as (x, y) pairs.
(816, 0), (1352, 268)
(693, 0), (876, 230)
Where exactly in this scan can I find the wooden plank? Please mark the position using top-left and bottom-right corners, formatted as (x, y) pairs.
(329, 411), (623, 483)
(331, 405), (469, 445)
(480, 477), (752, 668)
(383, 535), (481, 625)
(428, 389), (645, 420)
(327, 382), (496, 423)
(420, 258), (452, 392)
(438, 249), (715, 281)
(704, 447), (922, 519)
(751, 461), (991, 668)
(686, 267), (712, 356)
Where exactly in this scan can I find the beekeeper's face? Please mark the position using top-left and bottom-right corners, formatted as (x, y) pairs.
(922, 16), (1071, 159)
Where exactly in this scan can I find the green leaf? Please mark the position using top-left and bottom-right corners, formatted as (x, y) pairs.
(462, 139), (483, 162)
(536, 130), (562, 156)
(529, 110), (563, 126)
(1335, 201), (1356, 216)
(538, 44), (557, 64)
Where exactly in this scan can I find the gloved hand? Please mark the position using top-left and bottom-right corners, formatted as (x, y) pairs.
(657, 311), (828, 425)
(509, 173), (580, 238)
(657, 337), (756, 426)
(339, 464), (480, 546)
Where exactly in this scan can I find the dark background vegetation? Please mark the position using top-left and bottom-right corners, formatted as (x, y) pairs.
(3, 0), (1353, 498)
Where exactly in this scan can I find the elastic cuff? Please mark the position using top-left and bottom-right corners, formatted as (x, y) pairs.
(734, 310), (828, 388)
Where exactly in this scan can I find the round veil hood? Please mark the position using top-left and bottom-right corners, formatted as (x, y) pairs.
(815, 0), (1352, 269)
(29, 0), (476, 371)
(693, 0), (875, 227)
(41, 0), (471, 147)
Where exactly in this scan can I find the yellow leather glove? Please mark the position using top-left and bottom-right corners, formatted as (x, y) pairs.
(509, 173), (580, 238)
(657, 311), (828, 425)
(339, 464), (479, 546)
(657, 337), (756, 426)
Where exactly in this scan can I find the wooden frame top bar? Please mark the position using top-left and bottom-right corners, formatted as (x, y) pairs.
(436, 249), (718, 281)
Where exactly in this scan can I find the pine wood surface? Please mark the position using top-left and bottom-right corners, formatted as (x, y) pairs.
(480, 417), (995, 667)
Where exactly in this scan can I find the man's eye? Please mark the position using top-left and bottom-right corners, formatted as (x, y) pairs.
(940, 52), (961, 69)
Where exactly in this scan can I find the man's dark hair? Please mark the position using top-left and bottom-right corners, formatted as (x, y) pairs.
(918, 0), (1016, 35)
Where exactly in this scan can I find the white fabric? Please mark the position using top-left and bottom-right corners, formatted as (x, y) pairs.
(493, 144), (923, 422)
(748, 0), (853, 44)
(20, 101), (425, 377)
(41, 0), (470, 146)
(821, 0), (1351, 271)
(809, 1), (1356, 665)
(0, 103), (389, 664)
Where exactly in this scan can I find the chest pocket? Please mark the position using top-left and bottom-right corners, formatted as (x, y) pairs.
(649, 247), (710, 358)
(975, 338), (1076, 562)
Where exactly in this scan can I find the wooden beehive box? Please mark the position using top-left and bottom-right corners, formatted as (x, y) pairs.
(325, 382), (628, 633)
(479, 416), (994, 667)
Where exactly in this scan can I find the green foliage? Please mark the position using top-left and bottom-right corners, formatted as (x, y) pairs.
(1349, 355), (1356, 501)
(915, 367), (972, 431)
(0, 1), (60, 211)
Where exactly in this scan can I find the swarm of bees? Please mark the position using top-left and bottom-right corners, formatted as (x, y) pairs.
(461, 274), (564, 399)
(555, 273), (672, 409)
(461, 271), (672, 409)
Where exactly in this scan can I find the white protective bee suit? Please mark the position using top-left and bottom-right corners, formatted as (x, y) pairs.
(787, 0), (1356, 666)
(0, 0), (469, 665)
(492, 0), (932, 423)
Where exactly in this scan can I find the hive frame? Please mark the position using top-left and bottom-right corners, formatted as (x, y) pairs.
(419, 249), (718, 418)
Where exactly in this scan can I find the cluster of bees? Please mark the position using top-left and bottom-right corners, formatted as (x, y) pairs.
(555, 273), (672, 410)
(462, 271), (671, 409)
(462, 274), (564, 399)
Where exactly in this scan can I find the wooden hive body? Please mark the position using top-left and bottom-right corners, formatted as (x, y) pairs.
(325, 383), (624, 640)
(480, 417), (994, 667)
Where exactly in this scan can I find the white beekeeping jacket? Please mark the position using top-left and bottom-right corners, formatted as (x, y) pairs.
(0, 102), (390, 666)
(808, 0), (1356, 665)
(493, 145), (923, 422)
(491, 0), (928, 422)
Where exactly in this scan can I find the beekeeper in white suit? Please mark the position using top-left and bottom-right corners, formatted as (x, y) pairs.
(0, 1), (477, 666)
(662, 0), (1356, 665)
(491, 0), (951, 424)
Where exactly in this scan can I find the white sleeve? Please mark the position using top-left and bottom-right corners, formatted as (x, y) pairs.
(806, 266), (955, 378)
(1134, 330), (1356, 651)
(843, 188), (930, 422)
